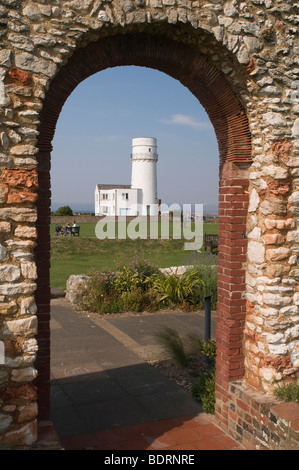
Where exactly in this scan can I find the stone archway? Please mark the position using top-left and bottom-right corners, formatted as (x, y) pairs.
(0, 1), (298, 450)
(34, 32), (252, 428)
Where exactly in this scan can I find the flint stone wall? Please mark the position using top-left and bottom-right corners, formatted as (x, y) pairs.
(0, 0), (298, 449)
(65, 274), (90, 304)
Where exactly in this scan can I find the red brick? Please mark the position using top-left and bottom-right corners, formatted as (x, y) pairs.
(7, 68), (32, 85)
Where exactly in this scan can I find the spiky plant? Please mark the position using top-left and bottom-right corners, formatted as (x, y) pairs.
(152, 327), (188, 368)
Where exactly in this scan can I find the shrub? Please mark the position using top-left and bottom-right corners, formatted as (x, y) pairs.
(185, 251), (218, 310)
(82, 259), (162, 314)
(201, 338), (216, 361)
(152, 326), (216, 413)
(98, 295), (123, 314)
(191, 339), (216, 413)
(121, 287), (146, 312)
(186, 335), (216, 361)
(82, 255), (213, 314)
(151, 269), (204, 309)
(191, 371), (215, 414)
(274, 382), (299, 404)
(114, 266), (144, 294)
(82, 270), (122, 313)
(129, 257), (160, 283)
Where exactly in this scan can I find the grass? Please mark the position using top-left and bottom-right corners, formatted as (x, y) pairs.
(152, 327), (188, 368)
(274, 382), (299, 404)
(50, 222), (218, 289)
(151, 326), (216, 413)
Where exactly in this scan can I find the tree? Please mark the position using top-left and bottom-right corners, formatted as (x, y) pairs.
(55, 205), (73, 216)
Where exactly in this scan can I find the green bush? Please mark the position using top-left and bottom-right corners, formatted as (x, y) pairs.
(128, 257), (160, 283)
(121, 287), (147, 312)
(115, 254), (160, 286)
(151, 269), (204, 309)
(55, 205), (73, 216)
(191, 371), (215, 414)
(274, 382), (299, 404)
(201, 339), (217, 361)
(98, 295), (123, 314)
(114, 266), (144, 294)
(152, 326), (216, 413)
(82, 254), (215, 314)
(82, 259), (161, 314)
(81, 270), (122, 313)
(191, 339), (216, 413)
(185, 251), (218, 310)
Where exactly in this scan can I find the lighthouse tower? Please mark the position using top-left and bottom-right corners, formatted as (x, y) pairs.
(131, 137), (158, 216)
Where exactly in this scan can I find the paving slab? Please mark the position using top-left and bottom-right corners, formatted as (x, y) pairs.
(49, 297), (243, 450)
(50, 298), (204, 439)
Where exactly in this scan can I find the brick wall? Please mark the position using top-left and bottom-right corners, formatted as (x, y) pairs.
(35, 151), (51, 420)
(226, 380), (299, 450)
(215, 162), (250, 428)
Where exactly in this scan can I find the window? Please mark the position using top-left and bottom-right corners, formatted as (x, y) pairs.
(101, 206), (109, 213)
(102, 193), (108, 200)
(122, 193), (129, 200)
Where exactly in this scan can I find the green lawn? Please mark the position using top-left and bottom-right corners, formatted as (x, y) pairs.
(50, 222), (218, 289)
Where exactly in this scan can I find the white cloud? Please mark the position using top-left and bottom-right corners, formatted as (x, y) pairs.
(160, 114), (213, 130)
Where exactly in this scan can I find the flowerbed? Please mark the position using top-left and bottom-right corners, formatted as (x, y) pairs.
(80, 254), (218, 314)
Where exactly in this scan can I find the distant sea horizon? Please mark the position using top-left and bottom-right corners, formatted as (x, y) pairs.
(51, 202), (219, 215)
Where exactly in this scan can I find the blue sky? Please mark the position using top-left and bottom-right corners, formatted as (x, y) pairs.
(51, 66), (219, 213)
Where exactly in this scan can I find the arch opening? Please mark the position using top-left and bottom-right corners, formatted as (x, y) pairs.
(50, 64), (220, 217)
(35, 32), (252, 428)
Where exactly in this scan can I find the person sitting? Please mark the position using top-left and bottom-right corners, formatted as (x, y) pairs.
(55, 224), (62, 236)
(61, 222), (71, 235)
(71, 222), (80, 236)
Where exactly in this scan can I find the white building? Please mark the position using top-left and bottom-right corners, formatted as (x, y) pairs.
(95, 137), (159, 217)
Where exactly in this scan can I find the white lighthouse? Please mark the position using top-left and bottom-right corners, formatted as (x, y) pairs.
(131, 137), (158, 216)
(95, 137), (159, 217)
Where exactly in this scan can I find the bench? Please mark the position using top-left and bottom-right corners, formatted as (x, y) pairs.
(204, 233), (218, 253)
(64, 226), (80, 236)
(71, 226), (80, 236)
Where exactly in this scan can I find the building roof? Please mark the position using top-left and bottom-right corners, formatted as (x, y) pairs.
(96, 184), (132, 190)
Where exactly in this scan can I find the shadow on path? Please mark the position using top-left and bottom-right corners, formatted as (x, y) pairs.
(50, 298), (242, 449)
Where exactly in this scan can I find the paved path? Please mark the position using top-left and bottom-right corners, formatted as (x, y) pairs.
(50, 298), (243, 450)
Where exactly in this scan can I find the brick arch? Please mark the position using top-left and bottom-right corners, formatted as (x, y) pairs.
(38, 33), (251, 164)
(35, 32), (252, 427)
